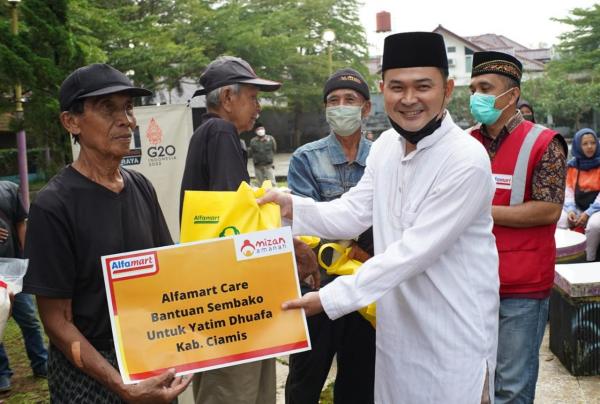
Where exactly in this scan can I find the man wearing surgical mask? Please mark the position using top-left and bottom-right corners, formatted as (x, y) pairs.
(469, 51), (567, 404)
(285, 68), (375, 403)
(249, 125), (277, 186)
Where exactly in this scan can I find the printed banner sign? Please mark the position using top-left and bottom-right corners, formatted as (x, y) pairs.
(101, 227), (310, 384)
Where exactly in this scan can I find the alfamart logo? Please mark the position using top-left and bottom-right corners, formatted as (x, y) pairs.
(234, 228), (291, 261)
(194, 215), (220, 224)
(493, 174), (513, 190)
(107, 252), (159, 280)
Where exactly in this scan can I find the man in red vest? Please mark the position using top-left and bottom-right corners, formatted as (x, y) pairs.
(469, 51), (567, 404)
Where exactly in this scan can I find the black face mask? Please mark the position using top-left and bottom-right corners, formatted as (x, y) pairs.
(388, 113), (443, 145)
(522, 113), (535, 123)
(387, 93), (446, 145)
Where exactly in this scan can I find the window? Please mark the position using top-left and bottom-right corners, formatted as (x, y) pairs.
(447, 46), (456, 53)
(465, 55), (473, 73)
(448, 58), (456, 67)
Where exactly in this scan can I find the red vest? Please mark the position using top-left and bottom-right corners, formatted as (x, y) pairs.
(471, 121), (557, 295)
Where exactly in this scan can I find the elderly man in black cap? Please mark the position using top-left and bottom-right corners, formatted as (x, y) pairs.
(285, 68), (375, 404)
(469, 51), (566, 404)
(180, 56), (280, 202)
(259, 32), (499, 403)
(22, 63), (191, 403)
(181, 56), (304, 404)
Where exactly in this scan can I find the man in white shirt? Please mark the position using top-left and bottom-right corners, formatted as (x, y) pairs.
(259, 32), (499, 404)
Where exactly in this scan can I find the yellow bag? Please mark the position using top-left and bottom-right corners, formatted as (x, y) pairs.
(298, 236), (321, 249)
(180, 181), (281, 242)
(318, 242), (376, 327)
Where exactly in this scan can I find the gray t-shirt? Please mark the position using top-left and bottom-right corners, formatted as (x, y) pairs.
(0, 180), (27, 258)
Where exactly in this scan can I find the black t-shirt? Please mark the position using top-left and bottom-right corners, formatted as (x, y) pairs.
(0, 181), (27, 258)
(179, 113), (250, 214)
(23, 166), (172, 343)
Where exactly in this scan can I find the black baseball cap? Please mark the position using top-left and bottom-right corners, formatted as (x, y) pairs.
(323, 68), (370, 102)
(192, 56), (281, 97)
(59, 63), (152, 111)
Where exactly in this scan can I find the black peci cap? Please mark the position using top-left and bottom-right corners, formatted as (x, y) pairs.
(382, 32), (448, 73)
(323, 68), (370, 102)
(59, 64), (152, 111)
(192, 56), (281, 97)
(471, 51), (523, 84)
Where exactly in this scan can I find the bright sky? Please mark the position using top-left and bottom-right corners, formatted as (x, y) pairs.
(359, 0), (597, 55)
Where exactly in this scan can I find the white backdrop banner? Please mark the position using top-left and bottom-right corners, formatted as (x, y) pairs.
(72, 104), (193, 241)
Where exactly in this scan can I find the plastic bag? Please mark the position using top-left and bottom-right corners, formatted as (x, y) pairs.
(298, 236), (320, 249)
(318, 243), (376, 327)
(180, 181), (281, 242)
(0, 257), (28, 294)
(0, 281), (9, 341)
(0, 258), (28, 341)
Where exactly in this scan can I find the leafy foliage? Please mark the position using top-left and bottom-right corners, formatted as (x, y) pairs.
(552, 4), (600, 75)
(521, 4), (600, 131)
(0, 0), (368, 173)
(0, 0), (84, 173)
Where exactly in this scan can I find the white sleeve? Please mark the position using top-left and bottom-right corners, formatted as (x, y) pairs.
(319, 160), (495, 320)
(291, 161), (374, 240)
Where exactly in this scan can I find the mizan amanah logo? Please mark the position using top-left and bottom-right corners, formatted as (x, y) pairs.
(233, 229), (292, 261)
(240, 240), (256, 257)
(146, 117), (177, 167)
(236, 235), (288, 260)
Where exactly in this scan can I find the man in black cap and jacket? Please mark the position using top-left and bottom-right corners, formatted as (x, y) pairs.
(181, 56), (290, 404)
(180, 56), (281, 201)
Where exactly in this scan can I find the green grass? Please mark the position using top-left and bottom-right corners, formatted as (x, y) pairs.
(0, 318), (49, 403)
(319, 381), (334, 403)
(1, 316), (334, 403)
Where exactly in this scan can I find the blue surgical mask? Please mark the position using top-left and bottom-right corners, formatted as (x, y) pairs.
(469, 88), (514, 125)
(326, 105), (363, 137)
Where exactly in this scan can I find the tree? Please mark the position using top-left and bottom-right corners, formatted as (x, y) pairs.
(69, 0), (209, 96)
(518, 4), (600, 132)
(447, 85), (474, 129)
(521, 75), (600, 131)
(0, 0), (84, 173)
(181, 0), (368, 147)
(552, 4), (600, 74)
(0, 0), (369, 175)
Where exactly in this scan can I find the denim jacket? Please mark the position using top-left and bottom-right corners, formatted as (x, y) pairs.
(288, 133), (372, 290)
(288, 133), (371, 202)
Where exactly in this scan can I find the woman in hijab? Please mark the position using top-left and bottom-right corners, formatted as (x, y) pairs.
(558, 128), (600, 260)
(517, 100), (535, 123)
